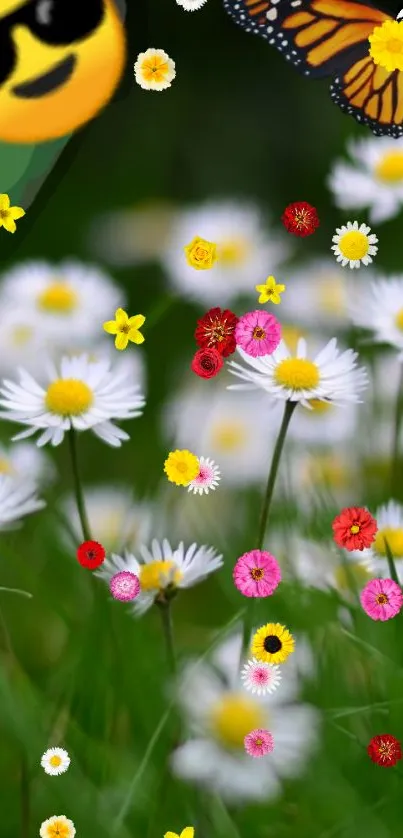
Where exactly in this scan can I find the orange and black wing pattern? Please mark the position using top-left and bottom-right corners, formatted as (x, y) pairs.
(222, 0), (403, 136)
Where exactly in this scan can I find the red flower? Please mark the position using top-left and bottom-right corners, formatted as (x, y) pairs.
(191, 347), (224, 379)
(367, 734), (402, 767)
(195, 307), (238, 357)
(281, 202), (319, 237)
(332, 506), (377, 551)
(77, 540), (106, 569)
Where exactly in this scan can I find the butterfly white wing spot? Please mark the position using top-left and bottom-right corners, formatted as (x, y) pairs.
(397, 9), (403, 20)
(267, 7), (277, 20)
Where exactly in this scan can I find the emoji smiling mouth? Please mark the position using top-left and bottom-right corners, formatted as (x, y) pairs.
(13, 55), (76, 99)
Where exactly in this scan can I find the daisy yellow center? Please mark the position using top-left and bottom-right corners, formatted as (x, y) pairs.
(139, 560), (183, 592)
(375, 151), (403, 183)
(46, 821), (70, 838)
(274, 358), (319, 390)
(218, 238), (249, 266)
(142, 56), (168, 82)
(45, 379), (93, 416)
(11, 325), (33, 346)
(37, 282), (78, 313)
(304, 455), (348, 488)
(334, 563), (370, 592)
(49, 755), (62, 767)
(338, 231), (369, 260)
(374, 527), (403, 558)
(308, 398), (332, 413)
(395, 309), (403, 331)
(211, 421), (246, 451)
(318, 279), (346, 315)
(209, 693), (266, 749)
(0, 458), (12, 474)
(376, 593), (389, 605)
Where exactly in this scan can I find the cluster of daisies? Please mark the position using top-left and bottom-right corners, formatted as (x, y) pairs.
(164, 449), (221, 495)
(39, 748), (75, 838)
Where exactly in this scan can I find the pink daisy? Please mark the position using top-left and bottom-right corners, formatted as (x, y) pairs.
(110, 571), (141, 602)
(244, 728), (274, 758)
(234, 310), (282, 357)
(233, 549), (281, 597)
(360, 578), (403, 621)
(187, 456), (221, 495)
(241, 658), (281, 695)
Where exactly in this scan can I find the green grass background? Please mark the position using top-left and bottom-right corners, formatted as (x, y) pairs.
(0, 1), (403, 836)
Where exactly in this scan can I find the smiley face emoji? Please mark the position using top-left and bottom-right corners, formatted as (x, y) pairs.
(0, 0), (126, 143)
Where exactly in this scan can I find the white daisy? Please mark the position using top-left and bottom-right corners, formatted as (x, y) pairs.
(0, 307), (48, 377)
(349, 275), (403, 355)
(96, 538), (223, 615)
(40, 816), (75, 838)
(328, 137), (403, 224)
(0, 474), (45, 530)
(61, 487), (154, 553)
(187, 456), (220, 495)
(270, 533), (373, 594)
(282, 446), (361, 512)
(288, 397), (359, 445)
(164, 383), (281, 486)
(331, 221), (378, 269)
(162, 201), (289, 305)
(41, 747), (70, 776)
(0, 441), (55, 486)
(0, 354), (145, 448)
(352, 500), (403, 583)
(280, 258), (365, 329)
(241, 659), (281, 695)
(0, 261), (123, 347)
(171, 632), (319, 803)
(87, 202), (175, 267)
(176, 0), (207, 9)
(228, 338), (368, 407)
(134, 48), (176, 91)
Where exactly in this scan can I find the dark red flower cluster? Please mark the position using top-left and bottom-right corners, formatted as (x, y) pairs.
(76, 540), (106, 569)
(191, 306), (238, 379)
(332, 506), (378, 551)
(281, 201), (319, 237)
(367, 734), (402, 767)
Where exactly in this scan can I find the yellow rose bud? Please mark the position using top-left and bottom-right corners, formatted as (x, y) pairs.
(184, 236), (217, 270)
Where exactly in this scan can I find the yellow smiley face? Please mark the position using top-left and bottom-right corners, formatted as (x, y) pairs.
(0, 0), (126, 143)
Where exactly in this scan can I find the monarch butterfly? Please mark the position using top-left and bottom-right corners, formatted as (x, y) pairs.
(222, 0), (403, 137)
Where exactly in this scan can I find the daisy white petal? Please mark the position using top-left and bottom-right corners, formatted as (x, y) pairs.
(41, 747), (70, 776)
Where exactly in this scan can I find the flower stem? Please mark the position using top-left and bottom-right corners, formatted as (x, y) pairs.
(240, 399), (297, 666)
(67, 428), (91, 542)
(157, 600), (177, 676)
(384, 538), (400, 586)
(391, 362), (403, 495)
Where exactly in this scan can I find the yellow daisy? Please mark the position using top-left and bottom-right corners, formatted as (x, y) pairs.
(255, 275), (286, 305)
(251, 623), (295, 664)
(369, 19), (403, 72)
(0, 193), (25, 233)
(184, 236), (217, 270)
(164, 449), (199, 486)
(103, 307), (145, 350)
(165, 829), (194, 838)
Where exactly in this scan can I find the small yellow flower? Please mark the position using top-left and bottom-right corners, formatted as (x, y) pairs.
(369, 19), (403, 72)
(103, 307), (145, 350)
(134, 48), (176, 91)
(164, 449), (200, 486)
(164, 829), (194, 838)
(184, 236), (217, 270)
(255, 275), (286, 304)
(0, 194), (25, 234)
(251, 622), (295, 664)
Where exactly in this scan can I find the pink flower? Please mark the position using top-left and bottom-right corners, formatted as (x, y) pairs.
(233, 549), (281, 597)
(235, 310), (281, 357)
(110, 571), (141, 602)
(360, 578), (403, 621)
(241, 659), (281, 695)
(244, 728), (274, 758)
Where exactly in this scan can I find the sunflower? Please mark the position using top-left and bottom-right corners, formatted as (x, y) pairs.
(251, 622), (295, 664)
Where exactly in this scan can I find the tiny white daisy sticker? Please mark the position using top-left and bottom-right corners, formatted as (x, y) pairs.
(331, 220), (378, 269)
(176, 0), (208, 10)
(134, 48), (176, 91)
(187, 456), (221, 495)
(41, 747), (70, 776)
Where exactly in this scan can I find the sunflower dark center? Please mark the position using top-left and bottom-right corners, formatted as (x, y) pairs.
(263, 635), (282, 653)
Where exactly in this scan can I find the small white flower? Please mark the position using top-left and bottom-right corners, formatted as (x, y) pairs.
(0, 354), (145, 448)
(0, 474), (45, 530)
(87, 202), (175, 267)
(134, 48), (175, 91)
(176, 0), (208, 9)
(40, 815), (75, 838)
(228, 337), (368, 407)
(187, 456), (221, 495)
(241, 659), (282, 695)
(280, 258), (365, 329)
(162, 201), (289, 305)
(288, 397), (359, 446)
(331, 220), (378, 269)
(96, 538), (223, 615)
(349, 275), (403, 355)
(328, 137), (403, 224)
(40, 747), (70, 776)
(0, 441), (54, 486)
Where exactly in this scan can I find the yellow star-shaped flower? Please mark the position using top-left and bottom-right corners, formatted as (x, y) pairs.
(255, 275), (286, 305)
(164, 829), (194, 838)
(103, 307), (145, 350)
(0, 194), (25, 234)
